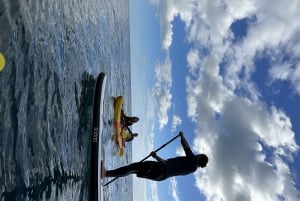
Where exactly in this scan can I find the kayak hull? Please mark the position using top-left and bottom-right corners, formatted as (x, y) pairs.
(113, 96), (125, 156)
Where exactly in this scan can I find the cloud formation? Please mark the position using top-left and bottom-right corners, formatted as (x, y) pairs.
(171, 115), (182, 133)
(169, 178), (180, 201)
(152, 57), (172, 129)
(150, 0), (300, 201)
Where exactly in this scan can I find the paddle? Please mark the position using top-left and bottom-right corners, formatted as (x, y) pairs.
(103, 132), (182, 186)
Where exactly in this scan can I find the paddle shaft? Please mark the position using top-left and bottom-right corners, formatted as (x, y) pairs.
(140, 134), (181, 162)
(103, 133), (181, 186)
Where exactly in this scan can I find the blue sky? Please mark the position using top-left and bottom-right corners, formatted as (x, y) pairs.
(130, 1), (300, 201)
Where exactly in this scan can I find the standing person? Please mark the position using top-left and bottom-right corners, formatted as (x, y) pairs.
(101, 132), (208, 181)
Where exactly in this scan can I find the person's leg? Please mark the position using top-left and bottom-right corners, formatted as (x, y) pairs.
(136, 161), (166, 181)
(105, 162), (147, 177)
(104, 161), (165, 181)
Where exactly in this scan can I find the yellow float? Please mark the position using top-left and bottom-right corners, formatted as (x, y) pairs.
(113, 96), (125, 156)
(0, 52), (5, 71)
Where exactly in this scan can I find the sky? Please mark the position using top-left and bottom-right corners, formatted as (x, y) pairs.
(130, 1), (300, 201)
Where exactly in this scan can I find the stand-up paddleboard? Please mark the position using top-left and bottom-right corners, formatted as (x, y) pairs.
(90, 72), (107, 201)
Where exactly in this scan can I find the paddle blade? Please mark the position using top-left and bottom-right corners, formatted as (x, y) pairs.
(122, 131), (127, 139)
(119, 147), (124, 157)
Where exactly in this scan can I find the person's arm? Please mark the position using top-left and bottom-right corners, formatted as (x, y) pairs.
(179, 132), (194, 156)
(126, 126), (133, 134)
(151, 151), (167, 165)
(121, 109), (126, 116)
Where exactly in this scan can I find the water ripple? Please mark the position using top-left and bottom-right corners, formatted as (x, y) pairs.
(0, 0), (131, 200)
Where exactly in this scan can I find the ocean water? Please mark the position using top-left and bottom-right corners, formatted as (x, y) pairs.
(0, 0), (132, 200)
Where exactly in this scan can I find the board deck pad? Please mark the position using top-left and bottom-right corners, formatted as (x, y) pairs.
(90, 72), (107, 201)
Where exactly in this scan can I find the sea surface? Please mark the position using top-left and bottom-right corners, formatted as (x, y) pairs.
(0, 0), (132, 200)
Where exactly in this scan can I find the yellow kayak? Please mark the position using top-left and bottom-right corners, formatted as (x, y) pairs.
(113, 96), (125, 156)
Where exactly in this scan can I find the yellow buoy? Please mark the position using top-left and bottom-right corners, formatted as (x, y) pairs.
(0, 52), (5, 71)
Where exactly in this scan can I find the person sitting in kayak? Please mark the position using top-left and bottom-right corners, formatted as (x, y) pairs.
(123, 131), (138, 142)
(119, 110), (139, 142)
(121, 110), (139, 127)
(101, 132), (208, 181)
(122, 126), (138, 142)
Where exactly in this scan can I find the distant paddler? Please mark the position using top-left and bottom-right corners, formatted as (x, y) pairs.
(121, 110), (139, 142)
(113, 96), (140, 156)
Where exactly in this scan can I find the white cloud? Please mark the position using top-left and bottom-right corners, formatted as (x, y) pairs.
(150, 181), (159, 201)
(150, 0), (194, 51)
(150, 0), (300, 201)
(269, 63), (300, 95)
(269, 63), (293, 81)
(133, 88), (156, 160)
(192, 95), (299, 201)
(224, 0), (300, 94)
(152, 57), (172, 129)
(171, 115), (182, 133)
(169, 178), (180, 201)
(133, 178), (148, 201)
(187, 48), (201, 76)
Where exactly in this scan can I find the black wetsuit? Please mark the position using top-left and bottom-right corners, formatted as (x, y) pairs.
(106, 140), (199, 181)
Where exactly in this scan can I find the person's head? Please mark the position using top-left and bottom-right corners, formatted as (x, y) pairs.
(132, 133), (139, 137)
(132, 117), (139, 123)
(196, 154), (208, 168)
